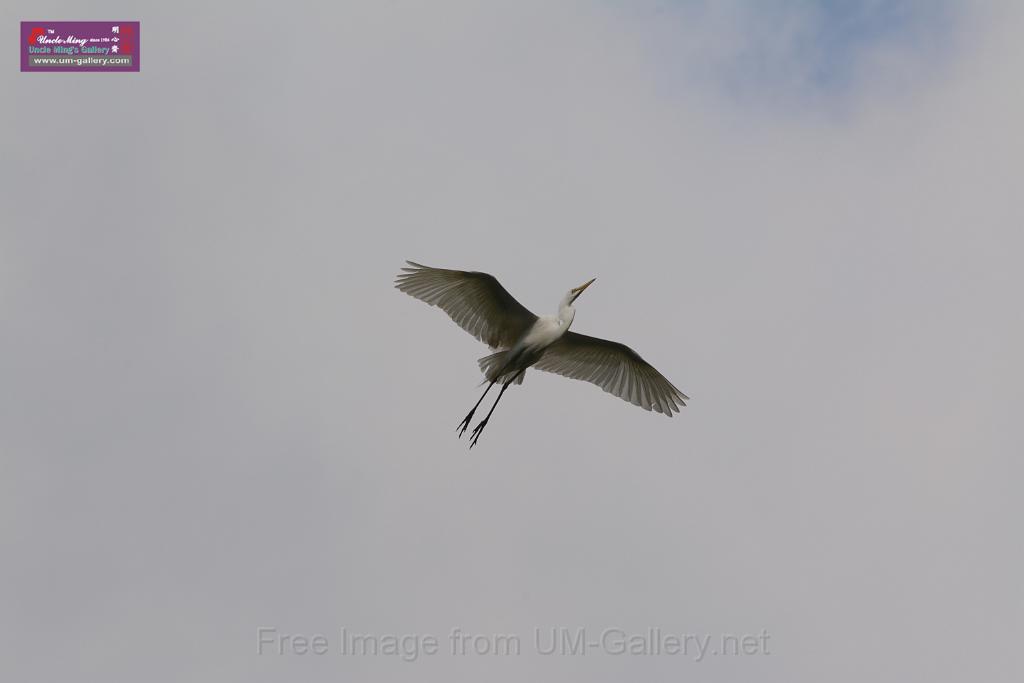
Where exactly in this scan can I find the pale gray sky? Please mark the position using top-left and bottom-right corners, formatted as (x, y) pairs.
(2, 1), (1022, 681)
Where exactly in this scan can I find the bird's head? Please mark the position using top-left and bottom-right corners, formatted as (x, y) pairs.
(565, 277), (596, 306)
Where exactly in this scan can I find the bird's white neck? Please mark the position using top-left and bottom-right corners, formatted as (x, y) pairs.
(557, 299), (576, 328)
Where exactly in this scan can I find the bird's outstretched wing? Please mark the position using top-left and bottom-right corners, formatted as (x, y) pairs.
(533, 332), (688, 416)
(395, 261), (538, 349)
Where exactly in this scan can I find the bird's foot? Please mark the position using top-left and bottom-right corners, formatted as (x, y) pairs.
(469, 419), (488, 449)
(456, 410), (476, 438)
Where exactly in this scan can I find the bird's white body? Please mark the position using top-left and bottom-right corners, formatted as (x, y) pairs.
(519, 309), (573, 352)
(497, 293), (580, 379)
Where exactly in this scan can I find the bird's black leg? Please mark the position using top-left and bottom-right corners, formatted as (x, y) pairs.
(457, 379), (497, 438)
(469, 369), (524, 449)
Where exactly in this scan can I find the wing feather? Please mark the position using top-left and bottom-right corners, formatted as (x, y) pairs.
(394, 261), (537, 349)
(533, 331), (688, 416)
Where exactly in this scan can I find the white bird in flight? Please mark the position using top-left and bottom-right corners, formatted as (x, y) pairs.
(395, 261), (688, 447)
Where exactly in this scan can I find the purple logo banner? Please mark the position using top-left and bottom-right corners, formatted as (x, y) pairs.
(21, 21), (140, 72)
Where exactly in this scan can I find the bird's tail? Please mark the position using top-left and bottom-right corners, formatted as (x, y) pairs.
(477, 351), (526, 386)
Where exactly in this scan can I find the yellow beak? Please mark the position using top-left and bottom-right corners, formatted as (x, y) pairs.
(570, 278), (596, 301)
(572, 278), (596, 294)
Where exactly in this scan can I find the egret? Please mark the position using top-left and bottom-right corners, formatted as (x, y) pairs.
(395, 261), (688, 447)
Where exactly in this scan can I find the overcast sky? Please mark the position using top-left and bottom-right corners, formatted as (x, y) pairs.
(2, 1), (1022, 681)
